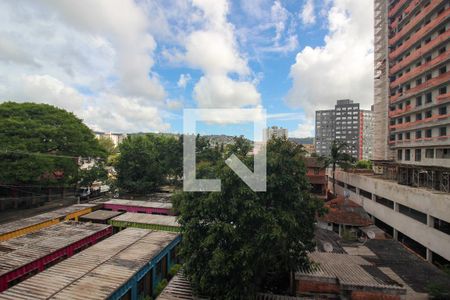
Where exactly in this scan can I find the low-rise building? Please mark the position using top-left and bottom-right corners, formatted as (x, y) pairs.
(305, 157), (327, 199)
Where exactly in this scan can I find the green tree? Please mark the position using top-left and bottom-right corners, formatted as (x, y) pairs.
(355, 159), (372, 170)
(116, 135), (165, 194)
(0, 102), (106, 186)
(98, 136), (117, 155)
(173, 137), (324, 299)
(115, 134), (182, 194)
(321, 140), (355, 196)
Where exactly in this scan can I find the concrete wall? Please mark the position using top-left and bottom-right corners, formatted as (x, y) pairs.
(329, 170), (450, 261)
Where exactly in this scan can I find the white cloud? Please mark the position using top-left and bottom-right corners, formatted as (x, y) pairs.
(0, 74), (84, 113)
(177, 73), (192, 88)
(300, 0), (316, 25)
(183, 0), (261, 113)
(0, 0), (169, 133)
(166, 99), (183, 110)
(286, 0), (374, 121)
(193, 75), (260, 108)
(290, 118), (315, 138)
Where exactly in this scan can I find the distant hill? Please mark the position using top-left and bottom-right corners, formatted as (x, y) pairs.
(289, 137), (314, 145)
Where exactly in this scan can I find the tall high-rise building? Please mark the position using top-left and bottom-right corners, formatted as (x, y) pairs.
(331, 0), (450, 266)
(315, 99), (373, 160)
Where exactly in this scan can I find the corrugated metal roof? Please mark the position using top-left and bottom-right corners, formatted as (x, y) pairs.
(111, 212), (179, 227)
(80, 210), (124, 221)
(296, 252), (405, 292)
(157, 272), (199, 300)
(0, 228), (179, 300)
(0, 204), (98, 236)
(104, 199), (172, 209)
(0, 221), (109, 277)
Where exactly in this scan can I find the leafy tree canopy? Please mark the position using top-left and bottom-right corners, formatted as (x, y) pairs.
(0, 102), (106, 185)
(173, 137), (324, 299)
(116, 133), (182, 194)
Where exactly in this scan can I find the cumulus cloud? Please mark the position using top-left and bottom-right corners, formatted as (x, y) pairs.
(177, 73), (192, 88)
(0, 74), (84, 114)
(300, 0), (316, 25)
(286, 0), (374, 120)
(290, 118), (315, 138)
(184, 0), (261, 113)
(0, 0), (169, 133)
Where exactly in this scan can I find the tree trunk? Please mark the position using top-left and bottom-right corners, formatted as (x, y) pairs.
(332, 163), (336, 197)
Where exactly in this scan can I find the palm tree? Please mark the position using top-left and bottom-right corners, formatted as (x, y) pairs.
(321, 140), (355, 197)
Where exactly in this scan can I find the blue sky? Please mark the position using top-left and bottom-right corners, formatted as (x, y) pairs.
(0, 0), (374, 138)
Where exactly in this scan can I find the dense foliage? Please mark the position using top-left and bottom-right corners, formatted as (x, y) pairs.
(115, 134), (182, 194)
(0, 102), (106, 186)
(355, 159), (372, 170)
(173, 137), (324, 299)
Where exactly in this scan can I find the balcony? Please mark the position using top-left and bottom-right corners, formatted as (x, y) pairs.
(390, 52), (449, 89)
(389, 0), (410, 18)
(389, 104), (413, 117)
(389, 113), (450, 131)
(390, 30), (450, 74)
(437, 93), (450, 103)
(389, 16), (449, 61)
(390, 71), (450, 103)
(389, 1), (445, 45)
(390, 135), (450, 148)
(390, 0), (421, 30)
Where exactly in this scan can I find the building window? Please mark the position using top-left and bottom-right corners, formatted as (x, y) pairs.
(398, 118), (403, 124)
(425, 110), (432, 118)
(439, 47), (446, 54)
(405, 149), (411, 161)
(416, 113), (422, 121)
(398, 133), (403, 140)
(426, 92), (432, 103)
(425, 129), (432, 138)
(390, 134), (395, 141)
(405, 116), (411, 122)
(415, 149), (421, 161)
(434, 217), (450, 236)
(397, 149), (402, 160)
(425, 55), (432, 62)
(416, 78), (422, 85)
(436, 149), (450, 159)
(439, 127), (447, 137)
(425, 149), (434, 158)
(439, 106), (447, 115)
(399, 204), (427, 224)
(416, 130), (422, 139)
(416, 96), (422, 106)
(406, 132), (411, 140)
(426, 73), (432, 81)
(439, 86), (447, 95)
(440, 66), (447, 75)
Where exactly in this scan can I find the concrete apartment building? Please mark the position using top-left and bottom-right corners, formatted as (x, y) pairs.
(332, 0), (450, 266)
(94, 131), (127, 147)
(315, 100), (374, 160)
(264, 126), (288, 139)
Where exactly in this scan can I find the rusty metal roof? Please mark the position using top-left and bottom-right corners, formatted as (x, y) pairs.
(0, 228), (179, 300)
(0, 221), (109, 277)
(0, 204), (99, 235)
